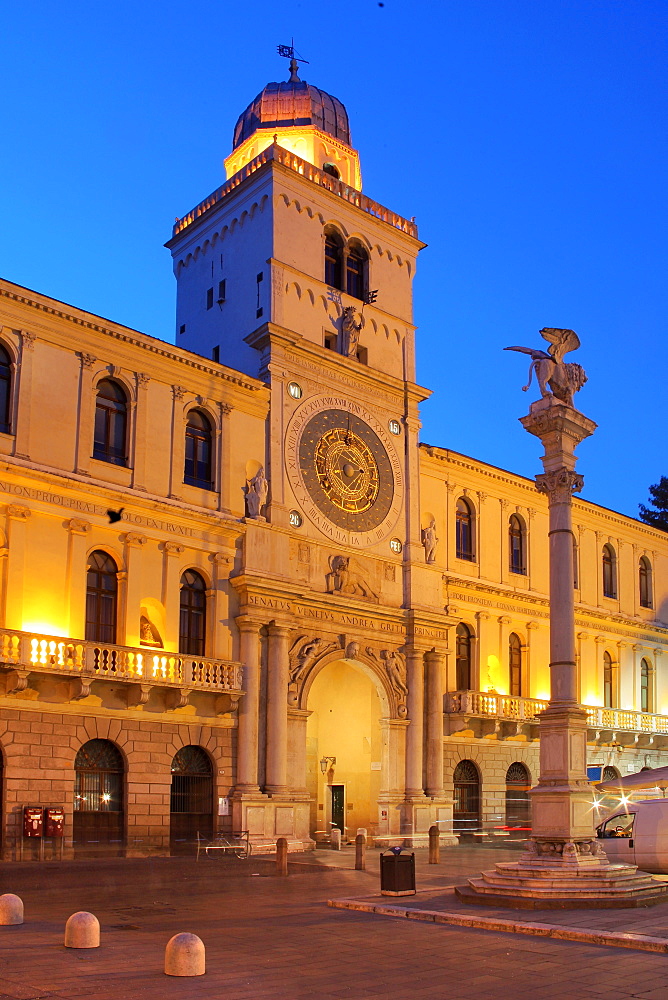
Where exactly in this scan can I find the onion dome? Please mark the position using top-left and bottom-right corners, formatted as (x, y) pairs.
(232, 65), (351, 150)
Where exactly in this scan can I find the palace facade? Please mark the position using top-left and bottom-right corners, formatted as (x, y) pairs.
(0, 64), (666, 858)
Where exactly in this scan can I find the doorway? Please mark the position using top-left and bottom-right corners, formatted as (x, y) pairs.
(330, 784), (345, 833)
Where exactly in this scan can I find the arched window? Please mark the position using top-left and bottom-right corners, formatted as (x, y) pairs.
(184, 410), (213, 489)
(323, 162), (340, 179)
(86, 551), (118, 644)
(0, 344), (12, 434)
(602, 544), (617, 599)
(641, 658), (653, 714)
(508, 515), (526, 575)
(73, 739), (124, 852)
(180, 570), (207, 656)
(509, 633), (522, 697)
(170, 745), (214, 847)
(93, 379), (127, 466)
(455, 497), (475, 561)
(505, 762), (531, 835)
(324, 231), (344, 289)
(345, 244), (368, 300)
(639, 557), (653, 609)
(603, 765), (620, 781)
(603, 650), (615, 709)
(453, 760), (481, 838)
(456, 623), (472, 690)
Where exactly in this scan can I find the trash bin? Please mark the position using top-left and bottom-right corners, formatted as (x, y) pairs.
(380, 847), (416, 896)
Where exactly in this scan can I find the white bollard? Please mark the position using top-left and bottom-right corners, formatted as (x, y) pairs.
(0, 894), (23, 925)
(64, 911), (100, 949)
(165, 932), (206, 977)
(330, 827), (341, 850)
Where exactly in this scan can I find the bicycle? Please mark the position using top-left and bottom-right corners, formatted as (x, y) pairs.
(196, 830), (252, 860)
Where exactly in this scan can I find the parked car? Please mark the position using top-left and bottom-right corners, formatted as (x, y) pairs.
(596, 799), (668, 874)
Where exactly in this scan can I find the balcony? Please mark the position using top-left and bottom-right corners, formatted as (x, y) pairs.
(0, 628), (243, 712)
(445, 690), (668, 748)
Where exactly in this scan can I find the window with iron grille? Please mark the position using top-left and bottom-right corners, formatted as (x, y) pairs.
(184, 410), (213, 489)
(505, 762), (531, 830)
(93, 379), (128, 465)
(170, 746), (213, 814)
(74, 739), (124, 813)
(0, 344), (12, 434)
(86, 551), (118, 644)
(179, 570), (206, 656)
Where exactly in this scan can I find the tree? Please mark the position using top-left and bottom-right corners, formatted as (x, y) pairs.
(639, 477), (668, 532)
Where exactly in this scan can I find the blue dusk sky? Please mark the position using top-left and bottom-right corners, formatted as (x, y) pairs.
(2, 1), (666, 521)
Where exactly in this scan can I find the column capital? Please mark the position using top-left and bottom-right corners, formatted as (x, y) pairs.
(136, 372), (151, 389)
(498, 615), (511, 625)
(475, 611), (489, 622)
(163, 542), (185, 556)
(6, 504), (30, 521)
(235, 616), (263, 634)
(21, 329), (36, 351)
(124, 532), (148, 547)
(535, 469), (584, 503)
(67, 518), (91, 535)
(526, 620), (540, 630)
(266, 621), (292, 639)
(172, 384), (187, 401)
(221, 402), (234, 415)
(78, 351), (97, 369)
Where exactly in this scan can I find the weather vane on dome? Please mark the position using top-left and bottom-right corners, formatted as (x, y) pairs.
(277, 40), (309, 82)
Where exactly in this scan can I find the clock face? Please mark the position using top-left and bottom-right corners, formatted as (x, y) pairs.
(299, 410), (394, 532)
(285, 395), (404, 545)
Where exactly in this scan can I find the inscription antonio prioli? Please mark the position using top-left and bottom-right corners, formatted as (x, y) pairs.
(0, 482), (196, 537)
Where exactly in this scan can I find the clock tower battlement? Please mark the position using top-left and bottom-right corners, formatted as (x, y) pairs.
(166, 61), (425, 387)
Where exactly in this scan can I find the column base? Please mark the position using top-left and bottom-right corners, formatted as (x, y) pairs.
(231, 791), (314, 851)
(456, 836), (668, 909)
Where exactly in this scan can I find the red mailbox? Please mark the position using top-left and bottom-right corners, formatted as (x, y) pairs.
(23, 806), (43, 838)
(45, 807), (65, 838)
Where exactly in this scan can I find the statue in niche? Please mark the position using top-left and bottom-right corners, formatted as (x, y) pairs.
(139, 615), (163, 648)
(504, 328), (587, 407)
(341, 306), (363, 359)
(326, 554), (378, 600)
(246, 466), (269, 519)
(422, 520), (439, 564)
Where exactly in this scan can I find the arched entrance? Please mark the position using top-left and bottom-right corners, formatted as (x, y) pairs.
(305, 658), (384, 843)
(74, 739), (124, 854)
(453, 760), (481, 839)
(170, 745), (214, 849)
(505, 762), (531, 837)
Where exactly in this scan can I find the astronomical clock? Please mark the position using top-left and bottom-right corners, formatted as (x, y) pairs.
(285, 394), (404, 546)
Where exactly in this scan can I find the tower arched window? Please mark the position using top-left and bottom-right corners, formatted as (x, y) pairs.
(0, 344), (12, 434)
(324, 231), (343, 289)
(179, 570), (207, 657)
(602, 544), (617, 599)
(509, 632), (522, 697)
(639, 556), (653, 609)
(345, 244), (368, 300)
(184, 410), (213, 489)
(509, 515), (526, 575)
(455, 623), (473, 691)
(603, 650), (615, 709)
(86, 551), (118, 645)
(93, 379), (127, 466)
(641, 658), (653, 713)
(455, 497), (475, 562)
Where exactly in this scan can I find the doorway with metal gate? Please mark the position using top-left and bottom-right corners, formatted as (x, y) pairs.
(330, 784), (345, 834)
(453, 759), (481, 839)
(73, 739), (124, 855)
(170, 745), (214, 850)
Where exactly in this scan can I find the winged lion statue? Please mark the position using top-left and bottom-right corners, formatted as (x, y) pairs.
(504, 328), (587, 407)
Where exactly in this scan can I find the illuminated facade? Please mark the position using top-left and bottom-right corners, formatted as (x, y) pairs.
(0, 64), (666, 858)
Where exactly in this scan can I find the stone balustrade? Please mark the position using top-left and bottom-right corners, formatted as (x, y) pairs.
(172, 143), (418, 239)
(446, 690), (668, 739)
(0, 628), (243, 694)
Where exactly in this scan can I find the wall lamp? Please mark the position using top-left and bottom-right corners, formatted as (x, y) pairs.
(320, 756), (336, 774)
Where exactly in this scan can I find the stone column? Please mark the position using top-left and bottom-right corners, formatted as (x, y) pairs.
(131, 372), (150, 490)
(169, 386), (187, 499)
(265, 622), (291, 795)
(161, 543), (184, 652)
(424, 648), (445, 797)
(219, 403), (233, 514)
(66, 519), (92, 638)
(521, 396), (597, 849)
(4, 505), (30, 630)
(122, 532), (147, 647)
(474, 611), (490, 690)
(13, 331), (36, 460)
(404, 647), (425, 797)
(235, 617), (262, 792)
(74, 353), (97, 475)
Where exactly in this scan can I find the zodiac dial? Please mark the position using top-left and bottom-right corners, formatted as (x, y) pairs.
(298, 409), (395, 533)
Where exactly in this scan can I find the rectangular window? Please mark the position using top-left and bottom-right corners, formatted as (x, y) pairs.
(179, 324), (186, 335)
(206, 288), (214, 310)
(324, 333), (337, 351)
(217, 279), (226, 303)
(212, 346), (220, 363)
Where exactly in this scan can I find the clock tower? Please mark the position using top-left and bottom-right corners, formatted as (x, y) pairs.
(167, 55), (455, 847)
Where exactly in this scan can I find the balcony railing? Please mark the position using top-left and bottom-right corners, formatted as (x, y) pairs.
(172, 143), (419, 239)
(446, 690), (668, 736)
(0, 628), (243, 694)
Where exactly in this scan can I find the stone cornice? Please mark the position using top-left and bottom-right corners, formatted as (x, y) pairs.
(0, 281), (264, 392)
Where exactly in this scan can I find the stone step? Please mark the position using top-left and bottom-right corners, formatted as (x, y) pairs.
(483, 868), (654, 888)
(467, 877), (666, 899)
(493, 861), (640, 880)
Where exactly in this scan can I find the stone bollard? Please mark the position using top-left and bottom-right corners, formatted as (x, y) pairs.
(276, 836), (289, 876)
(330, 827), (341, 850)
(428, 824), (440, 864)
(355, 833), (366, 871)
(0, 894), (23, 925)
(164, 933), (205, 977)
(64, 911), (100, 949)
